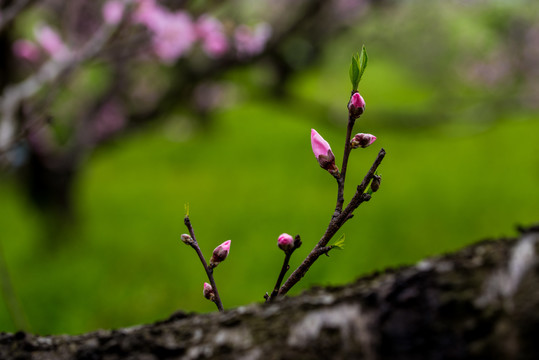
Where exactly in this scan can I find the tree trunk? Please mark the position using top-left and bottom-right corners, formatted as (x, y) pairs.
(2, 225), (539, 360)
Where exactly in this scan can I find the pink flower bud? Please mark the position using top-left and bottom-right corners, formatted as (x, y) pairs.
(311, 129), (339, 175)
(210, 240), (231, 269)
(350, 133), (376, 149)
(203, 282), (214, 300)
(102, 0), (125, 25)
(278, 233), (294, 251)
(348, 92), (365, 118)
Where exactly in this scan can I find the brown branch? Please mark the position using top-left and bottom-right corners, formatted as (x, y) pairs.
(0, 0), (34, 33)
(183, 215), (224, 312)
(0, 9), (122, 159)
(278, 148), (386, 297)
(2, 230), (538, 359)
(335, 113), (357, 216)
(267, 235), (302, 302)
(267, 252), (292, 302)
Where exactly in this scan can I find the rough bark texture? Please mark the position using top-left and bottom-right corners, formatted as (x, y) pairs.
(2, 226), (539, 360)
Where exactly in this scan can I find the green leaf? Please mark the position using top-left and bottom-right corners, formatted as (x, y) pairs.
(349, 56), (360, 91)
(184, 203), (190, 216)
(349, 46), (369, 91)
(357, 45), (368, 84)
(331, 234), (345, 250)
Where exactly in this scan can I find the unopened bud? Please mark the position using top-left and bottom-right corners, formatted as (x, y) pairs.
(203, 282), (215, 301)
(351, 133), (376, 149)
(311, 129), (339, 176)
(371, 175), (381, 192)
(348, 92), (365, 119)
(277, 233), (294, 251)
(210, 240), (231, 269)
(181, 234), (194, 245)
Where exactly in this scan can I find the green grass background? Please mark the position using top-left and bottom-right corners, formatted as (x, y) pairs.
(1, 28), (539, 334)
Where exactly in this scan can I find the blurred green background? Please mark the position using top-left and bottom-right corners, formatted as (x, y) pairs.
(1, 0), (539, 335)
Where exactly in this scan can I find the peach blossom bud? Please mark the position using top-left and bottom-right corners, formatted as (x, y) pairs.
(371, 174), (381, 192)
(348, 92), (365, 118)
(103, 0), (125, 25)
(311, 129), (339, 175)
(181, 234), (194, 245)
(210, 240), (231, 268)
(203, 282), (214, 301)
(278, 233), (294, 251)
(351, 133), (376, 149)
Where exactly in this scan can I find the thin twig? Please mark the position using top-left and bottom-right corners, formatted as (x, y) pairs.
(278, 148), (386, 297)
(266, 235), (302, 302)
(0, 0), (34, 32)
(267, 252), (292, 302)
(0, 6), (123, 157)
(184, 215), (224, 312)
(335, 113), (357, 215)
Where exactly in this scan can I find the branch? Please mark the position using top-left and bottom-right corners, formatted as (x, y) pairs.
(335, 113), (356, 215)
(0, 8), (122, 158)
(267, 235), (302, 302)
(183, 215), (224, 312)
(0, 0), (34, 33)
(278, 148), (386, 297)
(266, 252), (292, 302)
(3, 228), (539, 359)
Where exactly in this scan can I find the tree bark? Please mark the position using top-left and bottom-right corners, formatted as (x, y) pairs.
(2, 225), (539, 360)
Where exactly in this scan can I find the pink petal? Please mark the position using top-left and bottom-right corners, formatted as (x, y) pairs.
(311, 129), (332, 158)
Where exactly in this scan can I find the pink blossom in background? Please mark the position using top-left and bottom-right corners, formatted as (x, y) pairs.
(13, 40), (40, 62)
(196, 15), (228, 58)
(34, 25), (68, 61)
(151, 11), (196, 63)
(234, 23), (272, 57)
(103, 0), (125, 25)
(133, 1), (196, 63)
(93, 100), (126, 141)
(133, 0), (166, 30)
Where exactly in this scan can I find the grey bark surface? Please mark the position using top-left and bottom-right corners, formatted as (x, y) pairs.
(2, 226), (539, 360)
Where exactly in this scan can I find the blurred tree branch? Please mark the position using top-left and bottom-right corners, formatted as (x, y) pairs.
(0, 0), (369, 228)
